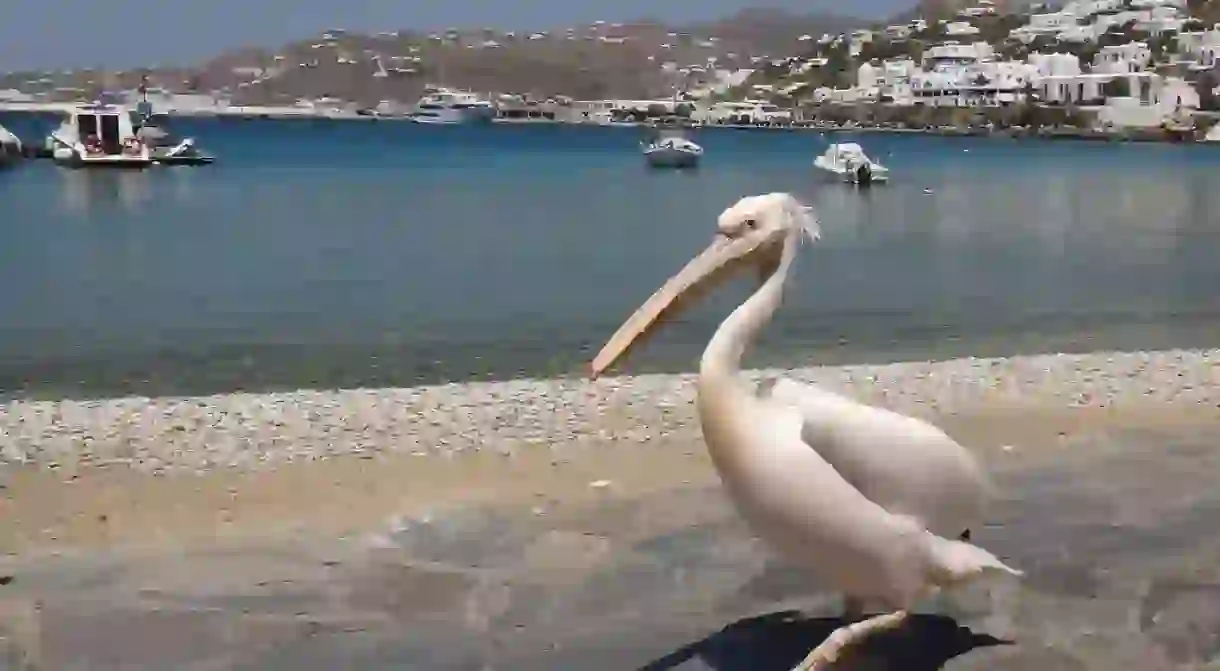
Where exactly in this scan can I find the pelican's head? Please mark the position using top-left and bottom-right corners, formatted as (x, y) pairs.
(589, 192), (818, 379)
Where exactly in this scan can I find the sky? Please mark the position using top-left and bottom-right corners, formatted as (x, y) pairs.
(0, 0), (910, 71)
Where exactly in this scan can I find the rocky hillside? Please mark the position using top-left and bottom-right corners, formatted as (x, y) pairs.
(0, 9), (871, 105)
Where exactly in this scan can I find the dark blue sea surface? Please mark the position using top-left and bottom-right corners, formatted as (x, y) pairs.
(3, 115), (1220, 398)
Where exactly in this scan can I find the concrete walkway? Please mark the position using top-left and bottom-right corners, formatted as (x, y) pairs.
(2, 424), (1220, 669)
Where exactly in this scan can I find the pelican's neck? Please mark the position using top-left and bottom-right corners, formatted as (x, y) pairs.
(699, 231), (798, 388)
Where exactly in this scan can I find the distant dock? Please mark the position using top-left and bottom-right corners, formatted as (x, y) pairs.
(0, 101), (378, 121)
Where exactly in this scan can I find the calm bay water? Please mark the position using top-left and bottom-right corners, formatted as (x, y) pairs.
(2, 115), (1220, 398)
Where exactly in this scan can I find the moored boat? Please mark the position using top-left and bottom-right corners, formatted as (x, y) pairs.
(642, 128), (703, 169)
(813, 142), (890, 185)
(45, 103), (153, 168)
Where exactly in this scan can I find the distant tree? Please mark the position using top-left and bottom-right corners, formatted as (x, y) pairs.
(857, 39), (890, 62)
(823, 40), (851, 72)
(1015, 94), (1040, 128)
(978, 14), (1027, 43)
(1183, 19), (1207, 32)
(1148, 33), (1178, 63)
(816, 41), (854, 89)
(1029, 34), (1058, 53)
(999, 40), (1029, 61)
(1063, 104), (1092, 127)
(1075, 43), (1101, 69)
(1101, 77), (1131, 98)
(1098, 25), (1137, 48)
(673, 102), (694, 117)
(760, 61), (788, 79)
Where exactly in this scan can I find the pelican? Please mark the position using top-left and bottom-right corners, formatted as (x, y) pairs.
(588, 193), (1021, 669)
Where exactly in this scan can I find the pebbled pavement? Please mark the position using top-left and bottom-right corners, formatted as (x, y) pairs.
(2, 425), (1220, 669)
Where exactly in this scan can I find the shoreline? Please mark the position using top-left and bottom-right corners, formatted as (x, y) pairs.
(2, 347), (1217, 475)
(1, 103), (1208, 144)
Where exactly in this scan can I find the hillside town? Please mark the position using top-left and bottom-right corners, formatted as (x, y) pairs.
(1, 0), (1219, 135)
(748, 0), (1220, 132)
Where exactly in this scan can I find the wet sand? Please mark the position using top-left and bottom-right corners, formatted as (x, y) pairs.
(2, 351), (1220, 668)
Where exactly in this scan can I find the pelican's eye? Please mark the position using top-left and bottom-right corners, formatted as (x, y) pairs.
(743, 219), (757, 230)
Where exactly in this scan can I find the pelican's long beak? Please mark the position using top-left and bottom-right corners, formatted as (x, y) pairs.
(589, 232), (776, 379)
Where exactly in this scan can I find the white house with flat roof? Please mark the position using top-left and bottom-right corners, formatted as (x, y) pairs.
(959, 0), (997, 17)
(1028, 52), (1083, 77)
(944, 22), (982, 37)
(849, 30), (875, 56)
(910, 59), (1039, 106)
(1011, 12), (1076, 42)
(1095, 75), (1198, 128)
(885, 25), (913, 40)
(855, 58), (922, 103)
(1093, 42), (1152, 74)
(923, 42), (994, 71)
(1134, 5), (1187, 33)
(1176, 28), (1220, 70)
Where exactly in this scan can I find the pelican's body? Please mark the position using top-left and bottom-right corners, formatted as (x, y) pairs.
(590, 193), (1019, 668)
(699, 373), (987, 610)
(758, 376), (987, 542)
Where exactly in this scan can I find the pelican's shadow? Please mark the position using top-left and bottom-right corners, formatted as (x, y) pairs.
(640, 610), (1010, 670)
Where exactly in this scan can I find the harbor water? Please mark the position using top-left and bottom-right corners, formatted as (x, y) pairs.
(3, 116), (1220, 398)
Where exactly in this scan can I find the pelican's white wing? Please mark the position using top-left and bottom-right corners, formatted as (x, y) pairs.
(710, 396), (1016, 609)
(759, 377), (989, 540)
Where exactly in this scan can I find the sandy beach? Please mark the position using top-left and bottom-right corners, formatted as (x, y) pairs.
(2, 348), (1220, 668)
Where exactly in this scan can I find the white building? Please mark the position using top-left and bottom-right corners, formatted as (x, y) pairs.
(845, 41), (1041, 107)
(1093, 42), (1152, 74)
(849, 30), (875, 56)
(1128, 0), (1186, 9)
(944, 22), (982, 37)
(1028, 52), (1083, 77)
(923, 41), (995, 71)
(1134, 5), (1186, 33)
(1055, 25), (1100, 42)
(1177, 28), (1220, 70)
(697, 100), (792, 124)
(1095, 75), (1199, 128)
(1011, 12), (1077, 42)
(910, 60), (1039, 106)
(1036, 71), (1168, 105)
(959, 0), (998, 17)
(1061, 0), (1124, 16)
(885, 25), (913, 40)
(1091, 10), (1153, 33)
(855, 58), (921, 103)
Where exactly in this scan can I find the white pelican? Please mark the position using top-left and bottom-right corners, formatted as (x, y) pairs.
(588, 193), (1021, 669)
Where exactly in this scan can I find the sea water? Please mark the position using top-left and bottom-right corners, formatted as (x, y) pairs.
(2, 116), (1220, 397)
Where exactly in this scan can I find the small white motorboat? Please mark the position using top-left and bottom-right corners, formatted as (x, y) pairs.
(814, 142), (889, 185)
(642, 129), (703, 169)
(150, 138), (215, 165)
(135, 114), (216, 165)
